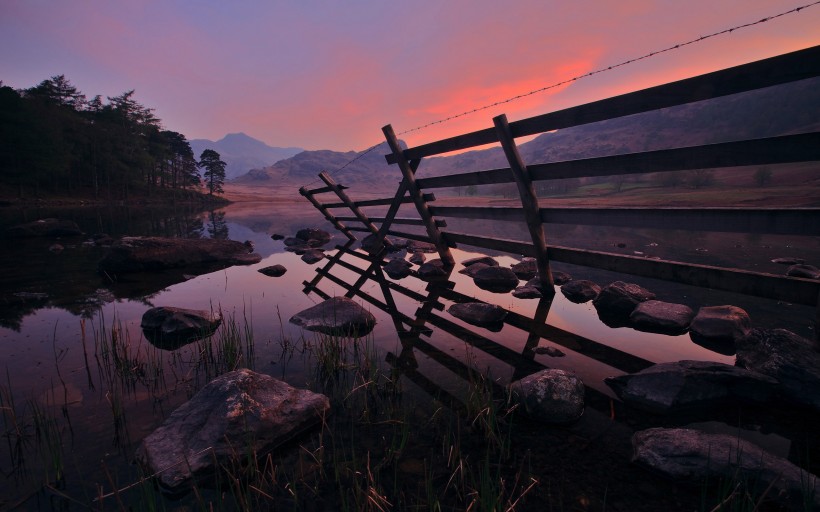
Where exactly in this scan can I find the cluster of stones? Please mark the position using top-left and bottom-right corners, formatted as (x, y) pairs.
(259, 227), (335, 277)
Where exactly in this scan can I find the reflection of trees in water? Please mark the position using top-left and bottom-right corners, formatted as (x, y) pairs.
(207, 210), (229, 240)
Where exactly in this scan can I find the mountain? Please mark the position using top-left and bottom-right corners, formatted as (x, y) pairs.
(189, 133), (303, 181)
(234, 77), (820, 191)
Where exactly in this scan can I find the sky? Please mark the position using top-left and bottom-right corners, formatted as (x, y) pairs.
(1, 1), (819, 152)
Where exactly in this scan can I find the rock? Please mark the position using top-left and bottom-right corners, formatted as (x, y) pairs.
(48, 243), (64, 254)
(533, 346), (565, 357)
(689, 305), (751, 344)
(92, 233), (114, 246)
(270, 233), (285, 240)
(408, 251), (425, 265)
(736, 328), (820, 410)
(136, 369), (330, 493)
(593, 281), (655, 324)
(360, 235), (407, 254)
(605, 360), (777, 414)
(258, 264), (287, 277)
(360, 233), (385, 253)
(300, 249), (325, 264)
(523, 276), (557, 293)
(417, 259), (449, 280)
(295, 228), (331, 247)
(512, 286), (542, 299)
(384, 258), (412, 279)
(406, 240), (437, 253)
(283, 236), (307, 248)
(786, 263), (820, 279)
(561, 280), (601, 303)
(459, 262), (490, 277)
(510, 257), (538, 280)
(551, 271), (573, 285)
(629, 300), (695, 335)
(289, 296), (376, 337)
(5, 218), (83, 238)
(461, 256), (499, 268)
(141, 307), (222, 350)
(473, 266), (519, 293)
(632, 428), (820, 511)
(510, 369), (584, 424)
(771, 256), (804, 265)
(99, 237), (262, 274)
(447, 302), (508, 327)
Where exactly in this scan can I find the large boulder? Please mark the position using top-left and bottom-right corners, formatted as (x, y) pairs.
(605, 360), (777, 414)
(689, 305), (751, 344)
(141, 306), (222, 350)
(289, 296), (376, 337)
(735, 328), (820, 410)
(473, 266), (519, 293)
(5, 218), (83, 238)
(136, 369), (330, 493)
(629, 300), (695, 335)
(99, 237), (261, 274)
(632, 428), (820, 511)
(560, 280), (601, 303)
(593, 281), (655, 324)
(509, 369), (585, 424)
(447, 302), (508, 328)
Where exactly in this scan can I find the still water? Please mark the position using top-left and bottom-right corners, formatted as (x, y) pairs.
(0, 201), (817, 510)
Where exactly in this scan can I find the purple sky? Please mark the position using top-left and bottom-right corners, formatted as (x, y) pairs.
(2, 1), (818, 151)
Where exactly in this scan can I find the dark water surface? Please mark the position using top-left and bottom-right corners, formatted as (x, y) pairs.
(1, 202), (818, 510)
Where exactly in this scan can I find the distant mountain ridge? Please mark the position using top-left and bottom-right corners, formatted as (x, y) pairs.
(189, 133), (302, 181)
(234, 77), (820, 191)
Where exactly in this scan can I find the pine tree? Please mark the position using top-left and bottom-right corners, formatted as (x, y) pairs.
(198, 149), (226, 195)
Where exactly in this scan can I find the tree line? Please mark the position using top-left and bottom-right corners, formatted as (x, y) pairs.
(0, 75), (225, 200)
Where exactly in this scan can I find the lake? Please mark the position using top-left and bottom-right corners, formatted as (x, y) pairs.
(1, 201), (818, 511)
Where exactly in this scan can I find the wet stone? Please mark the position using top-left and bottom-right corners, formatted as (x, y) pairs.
(689, 305), (751, 345)
(300, 249), (325, 264)
(510, 369), (585, 424)
(510, 257), (538, 280)
(629, 300), (694, 335)
(461, 256), (499, 268)
(786, 263), (820, 279)
(512, 286), (542, 299)
(289, 296), (376, 337)
(447, 302), (508, 327)
(561, 280), (601, 303)
(473, 266), (519, 293)
(384, 258), (412, 279)
(141, 306), (222, 350)
(258, 264), (287, 277)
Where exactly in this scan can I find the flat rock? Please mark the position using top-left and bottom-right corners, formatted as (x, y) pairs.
(300, 249), (325, 264)
(99, 236), (261, 274)
(629, 300), (694, 335)
(510, 257), (538, 280)
(461, 256), (499, 268)
(473, 266), (519, 293)
(786, 263), (820, 279)
(136, 369), (330, 493)
(512, 285), (542, 299)
(384, 258), (412, 279)
(447, 302), (508, 327)
(605, 360), (777, 414)
(593, 281), (655, 323)
(632, 428), (820, 511)
(771, 256), (804, 265)
(141, 307), (222, 349)
(736, 328), (820, 411)
(561, 280), (601, 303)
(5, 218), (83, 238)
(258, 264), (287, 277)
(510, 369), (585, 424)
(689, 305), (751, 345)
(289, 296), (376, 337)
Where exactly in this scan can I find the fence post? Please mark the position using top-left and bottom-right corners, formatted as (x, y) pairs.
(493, 114), (554, 291)
(383, 124), (455, 267)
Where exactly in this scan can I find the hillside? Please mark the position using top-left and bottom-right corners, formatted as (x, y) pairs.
(189, 133), (303, 181)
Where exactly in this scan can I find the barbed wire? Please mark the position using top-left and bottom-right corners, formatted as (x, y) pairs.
(299, 0), (819, 190)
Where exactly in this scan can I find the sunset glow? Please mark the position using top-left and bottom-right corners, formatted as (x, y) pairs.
(2, 0), (818, 151)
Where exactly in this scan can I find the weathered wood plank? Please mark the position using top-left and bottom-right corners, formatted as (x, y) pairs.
(429, 206), (820, 236)
(319, 171), (390, 246)
(444, 231), (820, 306)
(494, 114), (553, 290)
(387, 45), (820, 162)
(302, 184), (348, 195)
(298, 186), (356, 241)
(414, 133), (820, 188)
(323, 193), (436, 209)
(336, 216), (446, 227)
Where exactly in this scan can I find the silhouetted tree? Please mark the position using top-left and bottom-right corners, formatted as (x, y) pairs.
(198, 149), (226, 195)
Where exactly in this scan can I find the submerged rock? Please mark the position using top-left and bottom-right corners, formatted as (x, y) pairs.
(632, 428), (820, 511)
(605, 360), (777, 414)
(137, 369), (330, 493)
(141, 306), (222, 350)
(510, 369), (584, 424)
(629, 300), (694, 335)
(289, 296), (376, 337)
(99, 236), (261, 274)
(736, 328), (820, 411)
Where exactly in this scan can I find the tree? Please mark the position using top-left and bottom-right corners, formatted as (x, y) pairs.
(198, 149), (226, 195)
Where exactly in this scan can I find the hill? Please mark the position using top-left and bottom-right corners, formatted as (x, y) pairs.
(189, 133), (302, 181)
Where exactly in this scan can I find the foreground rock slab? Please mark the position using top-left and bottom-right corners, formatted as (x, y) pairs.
(141, 307), (222, 350)
(510, 369), (584, 424)
(137, 369), (330, 493)
(605, 360), (777, 414)
(736, 328), (820, 411)
(633, 428), (820, 511)
(99, 237), (261, 274)
(289, 296), (376, 337)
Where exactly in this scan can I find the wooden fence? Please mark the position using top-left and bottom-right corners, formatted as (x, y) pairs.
(300, 45), (820, 316)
